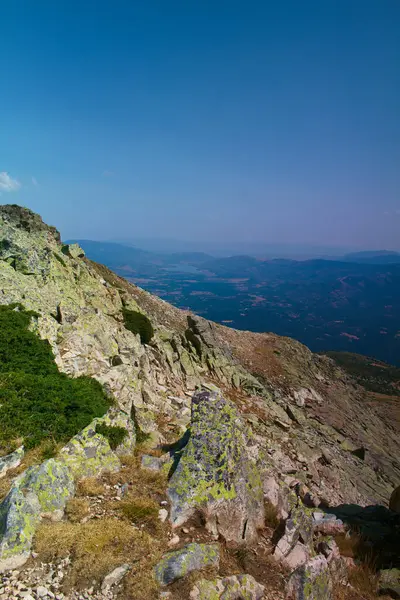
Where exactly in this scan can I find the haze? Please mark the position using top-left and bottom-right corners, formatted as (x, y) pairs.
(1, 1), (399, 250)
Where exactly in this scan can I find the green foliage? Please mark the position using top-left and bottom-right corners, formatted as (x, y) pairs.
(0, 304), (110, 450)
(95, 423), (127, 450)
(122, 309), (154, 344)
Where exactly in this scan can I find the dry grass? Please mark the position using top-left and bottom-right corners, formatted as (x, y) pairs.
(104, 454), (168, 499)
(34, 516), (168, 597)
(264, 500), (280, 529)
(118, 496), (161, 534)
(76, 477), (105, 497)
(65, 498), (90, 523)
(334, 533), (362, 558)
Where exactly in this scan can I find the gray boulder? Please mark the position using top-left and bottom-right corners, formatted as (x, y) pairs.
(154, 543), (219, 585)
(0, 459), (74, 572)
(168, 389), (264, 544)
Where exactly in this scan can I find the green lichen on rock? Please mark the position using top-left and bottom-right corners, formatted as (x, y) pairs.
(168, 389), (264, 544)
(287, 555), (333, 600)
(154, 543), (219, 585)
(0, 458), (74, 572)
(191, 574), (265, 600)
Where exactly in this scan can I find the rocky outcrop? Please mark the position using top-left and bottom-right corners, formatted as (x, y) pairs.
(168, 389), (264, 544)
(154, 543), (219, 585)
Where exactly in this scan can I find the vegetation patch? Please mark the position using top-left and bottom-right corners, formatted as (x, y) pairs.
(122, 308), (154, 344)
(0, 304), (110, 451)
(95, 423), (127, 450)
(34, 517), (166, 597)
(326, 352), (400, 396)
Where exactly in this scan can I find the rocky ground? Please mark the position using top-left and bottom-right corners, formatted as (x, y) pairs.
(0, 205), (399, 600)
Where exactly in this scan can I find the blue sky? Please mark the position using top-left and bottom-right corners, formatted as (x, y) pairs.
(1, 1), (399, 249)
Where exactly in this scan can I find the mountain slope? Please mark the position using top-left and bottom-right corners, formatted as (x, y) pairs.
(0, 205), (399, 599)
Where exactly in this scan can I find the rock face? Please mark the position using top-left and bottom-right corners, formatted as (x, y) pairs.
(154, 543), (220, 585)
(0, 459), (74, 572)
(168, 389), (264, 544)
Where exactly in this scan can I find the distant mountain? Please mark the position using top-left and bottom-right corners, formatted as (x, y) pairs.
(342, 250), (400, 264)
(74, 239), (400, 365)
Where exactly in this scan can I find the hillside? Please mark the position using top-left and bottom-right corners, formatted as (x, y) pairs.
(0, 205), (399, 600)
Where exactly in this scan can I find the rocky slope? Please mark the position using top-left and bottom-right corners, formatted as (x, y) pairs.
(0, 205), (399, 600)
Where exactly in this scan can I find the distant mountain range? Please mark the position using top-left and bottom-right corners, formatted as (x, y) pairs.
(69, 240), (400, 365)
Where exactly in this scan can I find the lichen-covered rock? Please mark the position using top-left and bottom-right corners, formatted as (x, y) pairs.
(0, 459), (74, 572)
(168, 389), (264, 544)
(154, 543), (219, 585)
(58, 414), (126, 478)
(286, 555), (333, 600)
(0, 446), (24, 479)
(190, 574), (265, 599)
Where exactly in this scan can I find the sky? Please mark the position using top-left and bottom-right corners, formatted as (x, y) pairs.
(1, 0), (399, 250)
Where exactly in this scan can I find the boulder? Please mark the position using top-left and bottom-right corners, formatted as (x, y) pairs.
(101, 563), (130, 591)
(59, 410), (134, 477)
(286, 555), (333, 600)
(0, 459), (74, 571)
(154, 543), (219, 586)
(190, 574), (265, 599)
(168, 389), (264, 544)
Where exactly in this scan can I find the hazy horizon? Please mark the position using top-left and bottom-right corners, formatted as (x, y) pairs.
(1, 1), (399, 248)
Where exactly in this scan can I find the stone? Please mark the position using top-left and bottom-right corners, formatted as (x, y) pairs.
(154, 543), (219, 586)
(0, 459), (74, 572)
(159, 509), (169, 523)
(101, 564), (130, 591)
(389, 485), (400, 513)
(36, 586), (51, 598)
(0, 447), (24, 479)
(274, 505), (313, 562)
(190, 574), (265, 599)
(379, 569), (400, 598)
(286, 555), (333, 600)
(168, 389), (264, 544)
(281, 542), (310, 571)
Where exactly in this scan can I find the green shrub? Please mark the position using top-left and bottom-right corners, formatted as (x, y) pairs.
(0, 304), (110, 449)
(122, 309), (154, 344)
(95, 423), (127, 450)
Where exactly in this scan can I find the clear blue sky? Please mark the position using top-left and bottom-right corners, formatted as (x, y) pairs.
(1, 1), (399, 249)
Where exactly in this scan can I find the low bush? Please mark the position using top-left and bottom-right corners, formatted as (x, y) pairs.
(95, 423), (127, 450)
(122, 308), (154, 344)
(0, 304), (110, 450)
